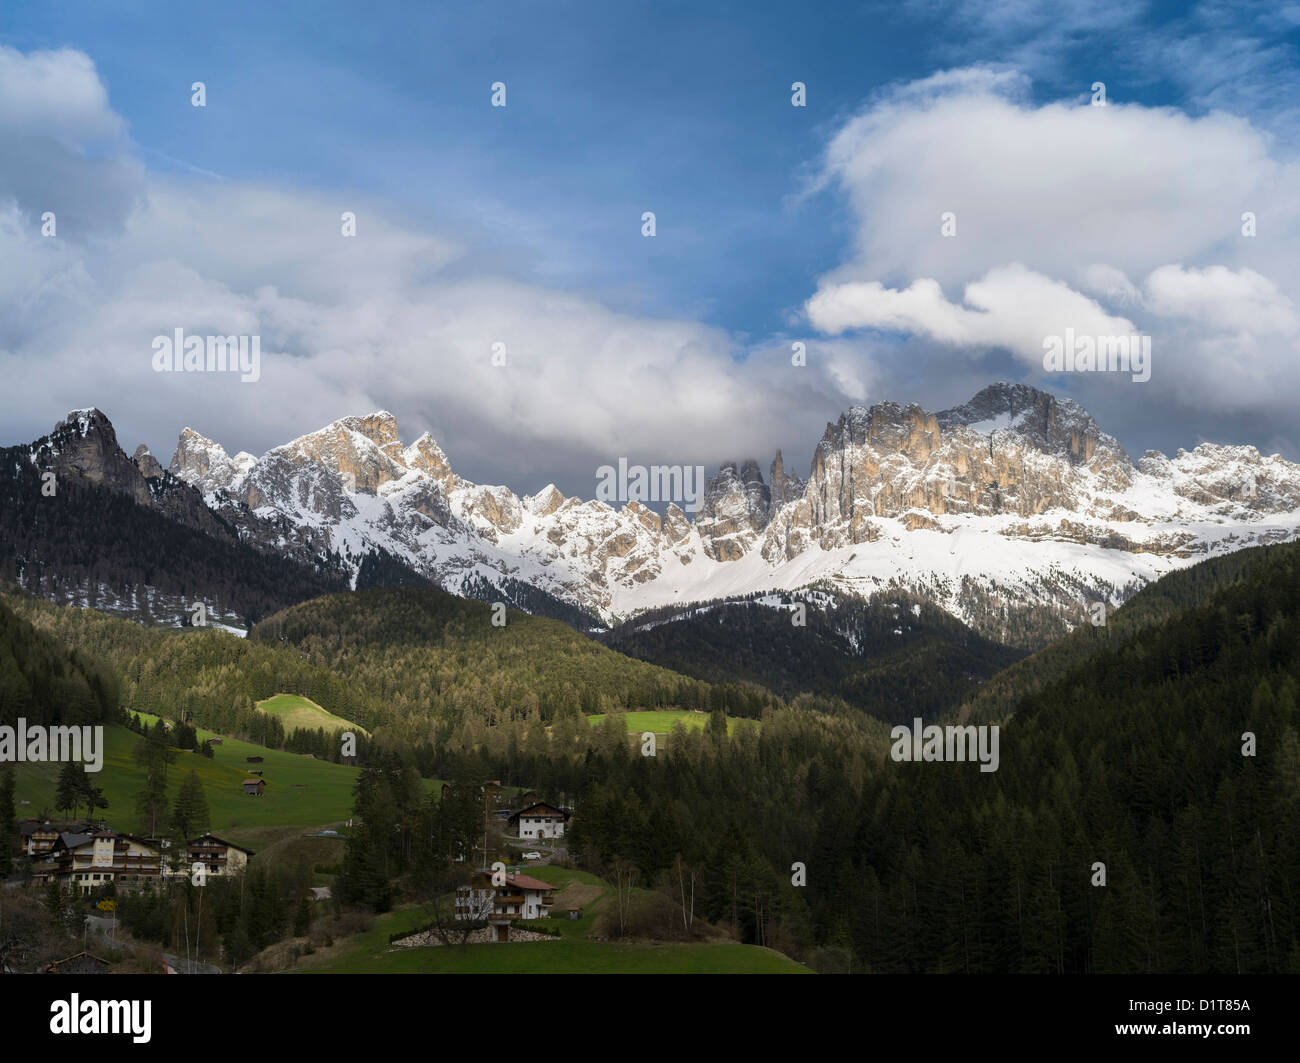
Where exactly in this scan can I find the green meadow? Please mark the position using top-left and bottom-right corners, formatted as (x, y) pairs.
(586, 709), (752, 736)
(308, 937), (808, 973)
(293, 898), (808, 974)
(291, 860), (807, 974)
(10, 715), (371, 834)
(256, 693), (366, 736)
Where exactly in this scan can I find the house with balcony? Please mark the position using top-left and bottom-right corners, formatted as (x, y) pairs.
(18, 820), (60, 857)
(454, 870), (557, 936)
(32, 830), (163, 893)
(175, 833), (254, 878)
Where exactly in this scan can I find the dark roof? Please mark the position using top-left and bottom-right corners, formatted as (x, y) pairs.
(189, 833), (254, 855)
(507, 802), (570, 824)
(115, 833), (159, 847)
(57, 832), (93, 849)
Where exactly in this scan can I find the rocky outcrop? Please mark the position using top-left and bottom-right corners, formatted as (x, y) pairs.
(132, 444), (164, 480)
(149, 384), (1300, 623)
(694, 461), (771, 561)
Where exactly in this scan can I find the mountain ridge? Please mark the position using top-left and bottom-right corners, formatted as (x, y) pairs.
(10, 383), (1300, 640)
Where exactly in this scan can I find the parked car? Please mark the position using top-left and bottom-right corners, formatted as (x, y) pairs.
(522, 851), (542, 860)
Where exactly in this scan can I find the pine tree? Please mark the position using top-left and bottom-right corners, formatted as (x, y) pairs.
(171, 771), (210, 839)
(0, 767), (15, 879)
(78, 774), (109, 824)
(132, 728), (176, 837)
(293, 896), (312, 937)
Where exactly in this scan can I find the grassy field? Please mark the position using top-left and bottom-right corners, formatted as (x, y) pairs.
(586, 709), (752, 736)
(10, 716), (372, 834)
(256, 693), (366, 736)
(292, 901), (807, 974)
(307, 937), (808, 973)
(290, 861), (808, 974)
(223, 825), (346, 883)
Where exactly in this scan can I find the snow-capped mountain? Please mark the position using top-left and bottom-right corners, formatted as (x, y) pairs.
(158, 383), (1300, 633)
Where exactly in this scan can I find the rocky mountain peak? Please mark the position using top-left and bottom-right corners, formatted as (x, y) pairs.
(97, 382), (1300, 627)
(937, 381), (1127, 468)
(524, 483), (567, 517)
(403, 431), (454, 486)
(339, 411), (401, 447)
(695, 459), (772, 560)
(170, 427), (229, 476)
(768, 449), (806, 521)
(30, 408), (151, 505)
(24, 410), (240, 541)
(132, 444), (164, 480)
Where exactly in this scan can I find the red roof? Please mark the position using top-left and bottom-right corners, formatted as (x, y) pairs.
(505, 873), (555, 891)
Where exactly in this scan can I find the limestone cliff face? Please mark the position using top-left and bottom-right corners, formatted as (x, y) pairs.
(762, 384), (1138, 559)
(153, 383), (1300, 622)
(768, 450), (805, 515)
(30, 410), (232, 541)
(694, 461), (771, 561)
(33, 409), (153, 505)
(132, 444), (164, 481)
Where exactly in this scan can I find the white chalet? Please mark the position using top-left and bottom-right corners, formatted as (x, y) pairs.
(455, 871), (557, 923)
(507, 802), (569, 840)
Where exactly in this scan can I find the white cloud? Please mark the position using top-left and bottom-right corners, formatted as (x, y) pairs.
(4, 42), (1300, 495)
(804, 66), (1300, 416)
(0, 46), (125, 143)
(808, 264), (1137, 364)
(1143, 264), (1299, 333)
(0, 49), (865, 490)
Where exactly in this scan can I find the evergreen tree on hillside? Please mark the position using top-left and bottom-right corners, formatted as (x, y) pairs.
(55, 761), (81, 819)
(78, 775), (108, 824)
(0, 767), (15, 879)
(170, 771), (210, 840)
(337, 766), (399, 912)
(132, 724), (177, 837)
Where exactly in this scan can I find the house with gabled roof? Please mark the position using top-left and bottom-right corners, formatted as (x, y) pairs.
(173, 833), (254, 878)
(454, 870), (557, 936)
(31, 829), (163, 893)
(45, 951), (111, 974)
(507, 802), (570, 840)
(18, 820), (60, 857)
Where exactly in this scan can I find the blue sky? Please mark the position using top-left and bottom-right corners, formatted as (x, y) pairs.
(2, 1), (1300, 493)
(8, 0), (1283, 335)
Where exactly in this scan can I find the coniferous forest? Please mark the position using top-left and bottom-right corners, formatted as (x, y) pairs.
(4, 536), (1297, 973)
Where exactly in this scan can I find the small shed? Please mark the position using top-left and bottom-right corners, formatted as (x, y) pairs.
(242, 779), (266, 796)
(246, 755), (264, 764)
(566, 906), (583, 920)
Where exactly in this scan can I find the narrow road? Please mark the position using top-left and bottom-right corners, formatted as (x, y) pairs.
(85, 914), (223, 975)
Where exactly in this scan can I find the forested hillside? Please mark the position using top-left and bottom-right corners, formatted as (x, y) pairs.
(0, 597), (120, 727)
(961, 539), (1300, 724)
(602, 590), (1024, 723)
(0, 446), (348, 627)
(251, 587), (779, 731)
(1, 583), (778, 753)
(389, 539), (1300, 972)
